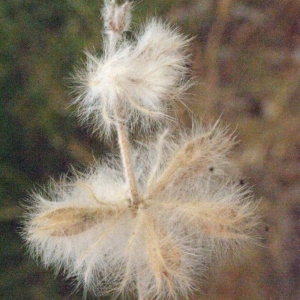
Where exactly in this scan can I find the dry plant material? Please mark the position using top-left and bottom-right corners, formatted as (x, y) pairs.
(23, 1), (261, 299)
(31, 205), (125, 237)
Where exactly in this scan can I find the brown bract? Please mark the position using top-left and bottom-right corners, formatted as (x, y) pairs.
(31, 205), (125, 237)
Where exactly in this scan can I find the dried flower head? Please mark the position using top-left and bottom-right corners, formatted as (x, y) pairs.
(23, 1), (260, 300)
(73, 3), (191, 137)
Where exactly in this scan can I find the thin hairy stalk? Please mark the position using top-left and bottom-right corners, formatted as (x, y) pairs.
(104, 1), (141, 208)
(115, 107), (141, 208)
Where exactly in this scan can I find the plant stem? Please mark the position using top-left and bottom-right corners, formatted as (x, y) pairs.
(105, 5), (141, 208)
(115, 107), (141, 208)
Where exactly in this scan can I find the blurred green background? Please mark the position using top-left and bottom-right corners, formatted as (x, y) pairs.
(1, 0), (300, 299)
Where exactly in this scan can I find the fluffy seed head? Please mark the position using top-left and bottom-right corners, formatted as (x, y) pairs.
(23, 125), (260, 299)
(72, 19), (191, 138)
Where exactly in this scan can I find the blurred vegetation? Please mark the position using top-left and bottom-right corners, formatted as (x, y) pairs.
(1, 0), (300, 299)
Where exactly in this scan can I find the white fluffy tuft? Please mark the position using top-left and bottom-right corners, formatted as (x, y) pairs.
(72, 19), (191, 138)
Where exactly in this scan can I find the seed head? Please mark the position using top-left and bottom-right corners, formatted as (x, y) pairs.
(73, 18), (191, 137)
(24, 125), (260, 299)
